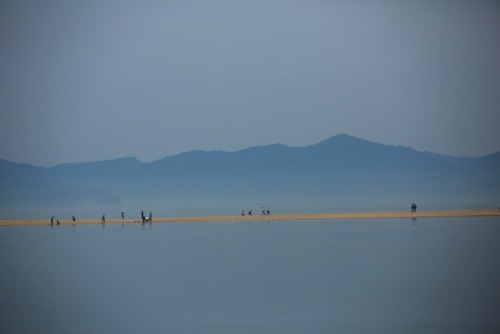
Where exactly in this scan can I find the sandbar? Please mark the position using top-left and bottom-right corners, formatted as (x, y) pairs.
(1, 210), (499, 227)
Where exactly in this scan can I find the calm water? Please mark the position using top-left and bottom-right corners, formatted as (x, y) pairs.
(2, 196), (499, 220)
(1, 217), (499, 333)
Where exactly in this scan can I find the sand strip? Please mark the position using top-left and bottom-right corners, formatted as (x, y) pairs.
(1, 210), (499, 227)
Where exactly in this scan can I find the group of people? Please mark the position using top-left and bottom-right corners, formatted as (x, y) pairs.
(411, 203), (417, 213)
(241, 207), (271, 216)
(51, 215), (77, 226)
(141, 210), (153, 223)
(51, 210), (153, 225)
(51, 203), (419, 226)
(50, 216), (60, 226)
(103, 210), (153, 224)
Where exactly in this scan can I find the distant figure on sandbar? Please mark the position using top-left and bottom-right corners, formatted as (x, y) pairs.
(121, 210), (125, 220)
(141, 210), (145, 223)
(102, 214), (106, 223)
(149, 212), (153, 222)
(51, 216), (54, 226)
(241, 210), (245, 216)
(411, 203), (417, 213)
(262, 207), (266, 215)
(72, 216), (76, 222)
(248, 210), (253, 216)
(57, 219), (60, 226)
(266, 208), (271, 216)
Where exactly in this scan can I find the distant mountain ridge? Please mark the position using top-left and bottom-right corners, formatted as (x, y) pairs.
(1, 134), (499, 212)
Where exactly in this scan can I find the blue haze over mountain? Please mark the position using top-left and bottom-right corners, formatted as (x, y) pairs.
(1, 134), (499, 219)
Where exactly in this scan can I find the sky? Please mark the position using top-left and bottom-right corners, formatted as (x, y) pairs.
(1, 0), (500, 167)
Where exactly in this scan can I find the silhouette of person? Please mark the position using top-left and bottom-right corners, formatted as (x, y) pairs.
(102, 214), (106, 223)
(51, 216), (54, 226)
(241, 210), (245, 216)
(121, 211), (125, 220)
(72, 216), (76, 222)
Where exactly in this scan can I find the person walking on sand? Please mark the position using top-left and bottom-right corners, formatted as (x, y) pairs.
(102, 214), (106, 224)
(51, 216), (54, 226)
(241, 210), (245, 216)
(141, 210), (145, 223)
(121, 210), (125, 220)
(149, 212), (153, 222)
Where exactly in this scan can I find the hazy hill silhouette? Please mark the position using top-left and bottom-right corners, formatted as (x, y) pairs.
(1, 134), (499, 214)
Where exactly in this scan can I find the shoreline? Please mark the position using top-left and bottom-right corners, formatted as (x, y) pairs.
(1, 209), (499, 227)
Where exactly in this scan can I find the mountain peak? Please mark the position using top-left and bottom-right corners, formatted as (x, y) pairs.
(311, 133), (373, 148)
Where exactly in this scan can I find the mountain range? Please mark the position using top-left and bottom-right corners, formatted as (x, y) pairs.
(1, 134), (499, 217)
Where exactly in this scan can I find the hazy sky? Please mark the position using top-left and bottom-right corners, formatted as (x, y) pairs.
(1, 1), (499, 166)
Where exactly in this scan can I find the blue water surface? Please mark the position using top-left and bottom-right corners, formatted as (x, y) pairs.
(1, 217), (499, 333)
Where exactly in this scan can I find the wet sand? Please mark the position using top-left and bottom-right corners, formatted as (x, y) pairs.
(1, 210), (499, 227)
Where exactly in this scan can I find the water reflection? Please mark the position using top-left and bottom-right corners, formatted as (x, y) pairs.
(1, 217), (499, 333)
